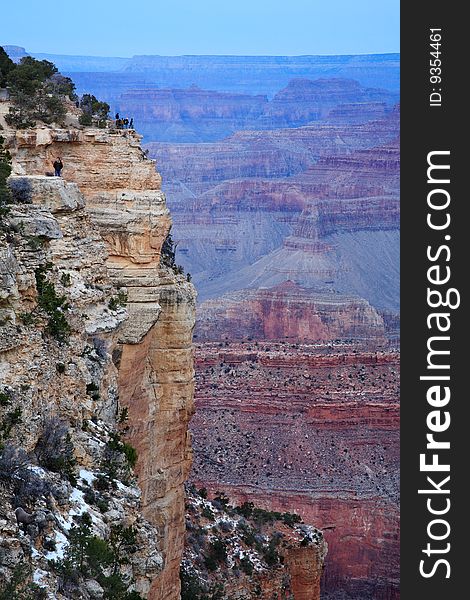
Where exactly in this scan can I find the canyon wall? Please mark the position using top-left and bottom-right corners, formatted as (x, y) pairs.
(0, 172), (164, 597)
(117, 87), (268, 142)
(190, 342), (399, 599)
(147, 108), (399, 315)
(57, 53), (400, 102)
(3, 112), (196, 599)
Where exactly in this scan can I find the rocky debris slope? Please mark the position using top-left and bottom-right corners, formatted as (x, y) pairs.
(1, 104), (196, 599)
(182, 485), (327, 600)
(189, 341), (399, 600)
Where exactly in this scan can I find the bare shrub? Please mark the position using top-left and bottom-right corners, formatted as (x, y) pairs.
(0, 443), (29, 481)
(35, 417), (77, 484)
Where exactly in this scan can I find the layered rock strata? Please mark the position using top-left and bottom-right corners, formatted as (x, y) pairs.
(115, 79), (397, 142)
(190, 341), (400, 599)
(0, 175), (163, 597)
(146, 108), (400, 317)
(195, 281), (387, 344)
(58, 53), (400, 103)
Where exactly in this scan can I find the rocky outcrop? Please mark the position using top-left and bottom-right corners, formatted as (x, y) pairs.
(190, 341), (400, 599)
(183, 485), (327, 600)
(2, 114), (196, 599)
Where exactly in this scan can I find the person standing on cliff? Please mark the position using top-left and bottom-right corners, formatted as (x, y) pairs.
(53, 157), (63, 177)
(129, 118), (134, 129)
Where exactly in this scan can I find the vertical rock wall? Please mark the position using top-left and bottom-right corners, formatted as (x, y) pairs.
(7, 125), (196, 600)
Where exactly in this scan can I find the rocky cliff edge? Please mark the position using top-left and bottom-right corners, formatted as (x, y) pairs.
(0, 106), (196, 600)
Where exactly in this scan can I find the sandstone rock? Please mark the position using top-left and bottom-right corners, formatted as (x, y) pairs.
(5, 118), (196, 600)
(9, 206), (62, 240)
(183, 486), (327, 599)
(117, 77), (397, 143)
(0, 246), (18, 301)
(9, 175), (85, 213)
(1, 121), (185, 598)
(0, 538), (24, 568)
(84, 307), (127, 336)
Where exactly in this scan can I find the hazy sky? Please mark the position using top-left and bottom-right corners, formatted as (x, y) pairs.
(2, 0), (399, 56)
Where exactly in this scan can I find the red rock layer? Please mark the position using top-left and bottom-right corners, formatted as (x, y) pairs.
(190, 342), (399, 599)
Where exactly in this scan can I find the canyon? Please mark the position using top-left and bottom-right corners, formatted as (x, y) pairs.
(148, 107), (399, 314)
(4, 47), (400, 139)
(14, 48), (399, 96)
(144, 77), (400, 598)
(2, 45), (400, 599)
(114, 79), (398, 142)
(1, 67), (328, 598)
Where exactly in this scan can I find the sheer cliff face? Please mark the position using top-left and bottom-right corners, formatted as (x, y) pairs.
(0, 174), (164, 597)
(6, 124), (196, 600)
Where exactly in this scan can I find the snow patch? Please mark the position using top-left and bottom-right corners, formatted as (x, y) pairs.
(46, 531), (68, 561)
(115, 480), (140, 499)
(33, 568), (48, 584)
(28, 465), (47, 476)
(79, 468), (97, 486)
(68, 486), (100, 525)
